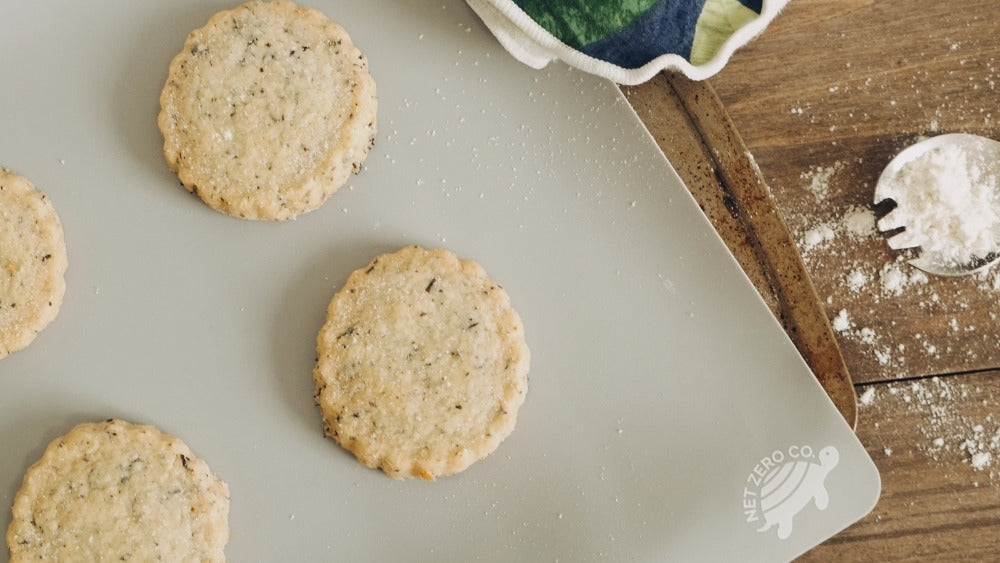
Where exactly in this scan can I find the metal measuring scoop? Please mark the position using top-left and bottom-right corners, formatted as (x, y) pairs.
(873, 133), (1000, 276)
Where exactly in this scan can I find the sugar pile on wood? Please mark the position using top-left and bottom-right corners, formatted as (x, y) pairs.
(789, 148), (1000, 376)
(878, 143), (1000, 265)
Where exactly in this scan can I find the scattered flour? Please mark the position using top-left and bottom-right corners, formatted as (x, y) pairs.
(801, 223), (836, 251)
(857, 327), (877, 346)
(801, 162), (843, 202)
(845, 268), (869, 292)
(858, 386), (876, 406)
(797, 205), (878, 255)
(790, 166), (1000, 374)
(879, 258), (929, 296)
(970, 451), (992, 471)
(843, 205), (876, 237)
(860, 377), (1000, 477)
(831, 309), (851, 332)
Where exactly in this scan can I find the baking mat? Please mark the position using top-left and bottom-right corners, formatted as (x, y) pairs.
(0, 1), (878, 560)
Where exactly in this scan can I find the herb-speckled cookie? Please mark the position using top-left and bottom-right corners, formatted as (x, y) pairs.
(314, 246), (530, 480)
(0, 168), (67, 360)
(158, 0), (377, 220)
(6, 419), (230, 562)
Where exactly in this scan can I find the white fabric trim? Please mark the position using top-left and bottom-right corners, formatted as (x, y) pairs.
(466, 0), (790, 84)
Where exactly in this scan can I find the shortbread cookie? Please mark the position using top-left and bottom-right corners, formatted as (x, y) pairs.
(314, 246), (529, 480)
(7, 419), (230, 562)
(0, 168), (67, 360)
(158, 0), (377, 220)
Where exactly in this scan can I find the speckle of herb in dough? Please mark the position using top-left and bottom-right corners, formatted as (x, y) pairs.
(313, 246), (530, 481)
(157, 0), (378, 221)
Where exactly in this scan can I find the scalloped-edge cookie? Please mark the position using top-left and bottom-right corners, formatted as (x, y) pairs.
(314, 246), (530, 480)
(0, 168), (67, 360)
(6, 419), (230, 562)
(158, 0), (377, 220)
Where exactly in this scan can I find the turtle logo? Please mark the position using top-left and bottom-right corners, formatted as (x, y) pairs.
(742, 445), (840, 540)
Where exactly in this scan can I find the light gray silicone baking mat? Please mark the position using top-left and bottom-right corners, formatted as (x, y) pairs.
(0, 1), (880, 561)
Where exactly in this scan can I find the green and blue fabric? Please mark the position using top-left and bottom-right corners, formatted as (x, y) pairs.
(468, 0), (787, 83)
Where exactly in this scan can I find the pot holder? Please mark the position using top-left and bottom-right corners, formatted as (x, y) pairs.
(467, 0), (790, 84)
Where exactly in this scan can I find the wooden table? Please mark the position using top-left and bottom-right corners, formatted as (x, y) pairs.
(623, 0), (1000, 558)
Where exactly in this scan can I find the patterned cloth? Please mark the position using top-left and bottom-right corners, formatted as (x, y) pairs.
(467, 0), (788, 84)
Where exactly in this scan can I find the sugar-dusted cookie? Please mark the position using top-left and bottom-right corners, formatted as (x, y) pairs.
(158, 0), (377, 220)
(7, 419), (230, 562)
(314, 246), (530, 480)
(0, 168), (67, 360)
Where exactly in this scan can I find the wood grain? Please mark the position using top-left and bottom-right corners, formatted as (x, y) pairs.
(710, 0), (1000, 384)
(803, 374), (1000, 560)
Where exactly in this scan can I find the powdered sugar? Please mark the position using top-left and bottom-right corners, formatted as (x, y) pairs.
(801, 224), (836, 251)
(860, 377), (1000, 477)
(843, 205), (876, 237)
(801, 162), (843, 202)
(877, 138), (1000, 266)
(845, 268), (869, 292)
(879, 259), (929, 296)
(792, 162), (1000, 374)
(858, 386), (876, 406)
(798, 205), (878, 255)
(831, 309), (851, 332)
(969, 450), (992, 471)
